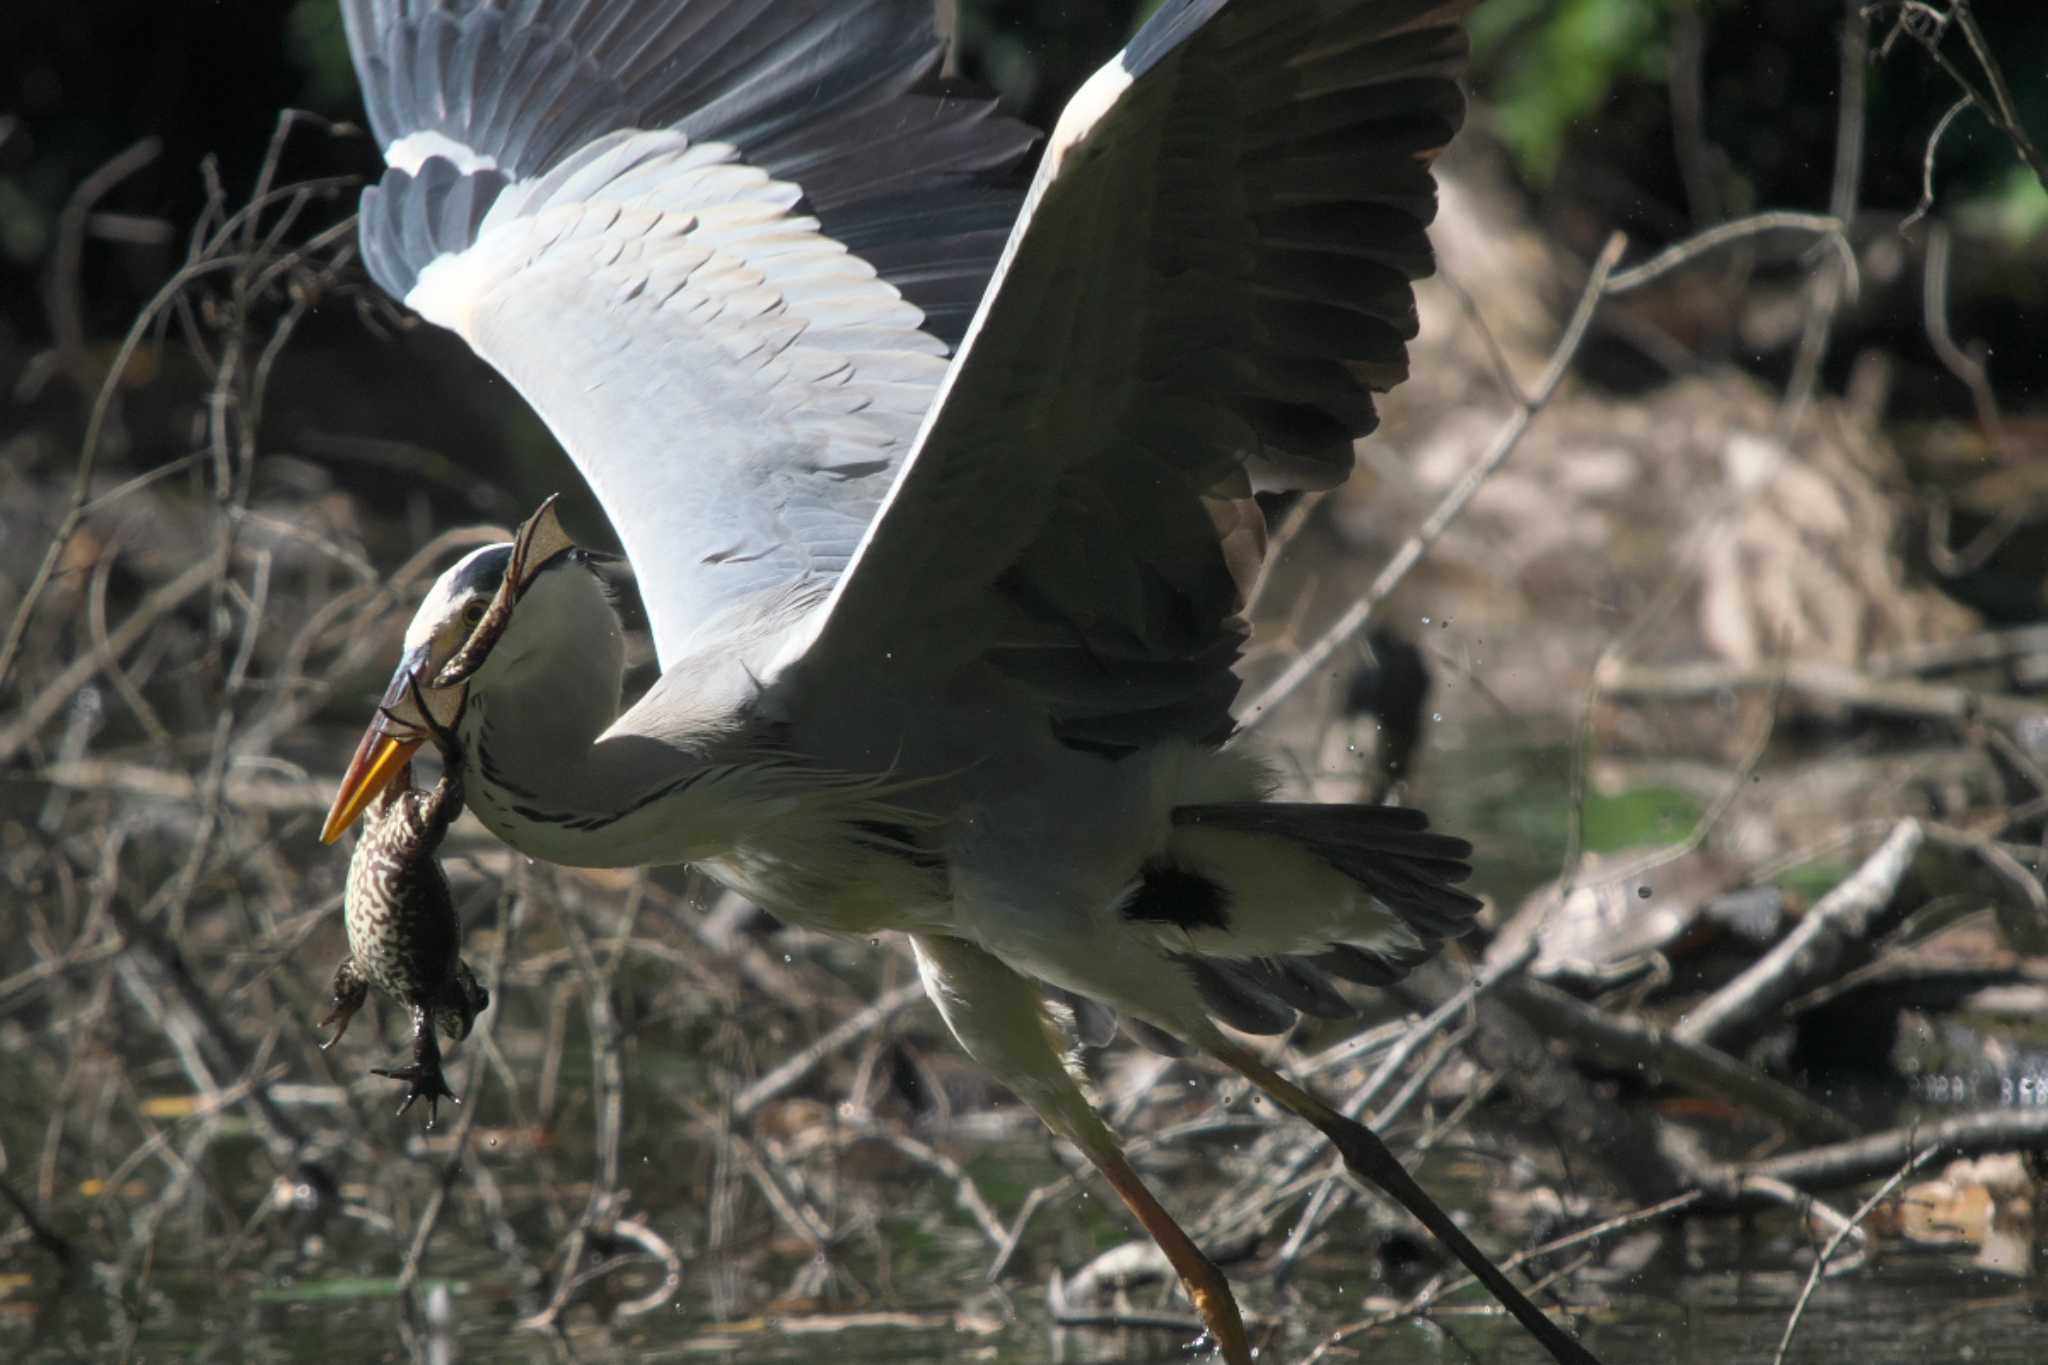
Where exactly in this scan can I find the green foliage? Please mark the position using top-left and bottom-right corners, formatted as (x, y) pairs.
(1579, 785), (1703, 853)
(1971, 164), (2048, 247)
(252, 1276), (461, 1302)
(285, 0), (361, 116)
(1473, 0), (1670, 182)
(0, 178), (49, 265)
(1774, 859), (1855, 905)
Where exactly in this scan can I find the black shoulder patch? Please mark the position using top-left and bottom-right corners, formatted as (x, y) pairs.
(1124, 860), (1231, 933)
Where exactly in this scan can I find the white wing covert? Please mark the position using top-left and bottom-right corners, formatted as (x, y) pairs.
(343, 0), (1032, 666)
(797, 0), (1472, 754)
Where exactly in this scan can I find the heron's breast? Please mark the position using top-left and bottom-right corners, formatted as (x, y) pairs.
(701, 822), (949, 937)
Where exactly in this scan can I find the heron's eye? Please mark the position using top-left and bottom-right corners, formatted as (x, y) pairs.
(461, 600), (486, 626)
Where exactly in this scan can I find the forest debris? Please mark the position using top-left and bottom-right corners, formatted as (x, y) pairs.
(1501, 978), (1856, 1143)
(1675, 819), (1924, 1049)
(1486, 846), (1761, 987)
(1881, 1153), (2036, 1275)
(731, 982), (925, 1121)
(1395, 961), (1688, 1206)
(1698, 1110), (2048, 1199)
(1599, 658), (2044, 728)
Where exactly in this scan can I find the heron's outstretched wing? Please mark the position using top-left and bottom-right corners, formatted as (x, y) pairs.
(343, 0), (1031, 666)
(794, 0), (1470, 752)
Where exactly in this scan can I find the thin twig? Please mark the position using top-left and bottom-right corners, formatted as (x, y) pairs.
(1303, 1191), (1703, 1363)
(1598, 657), (2038, 726)
(1698, 1110), (2048, 1196)
(44, 138), (162, 400)
(1781, 1), (1867, 435)
(732, 982), (926, 1121)
(1772, 1147), (1940, 1365)
(1903, 96), (1976, 233)
(1503, 978), (1857, 1143)
(1675, 819), (1925, 1048)
(1870, 1), (2048, 196)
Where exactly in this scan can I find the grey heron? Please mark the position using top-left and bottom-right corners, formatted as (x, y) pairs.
(321, 2), (1599, 1361)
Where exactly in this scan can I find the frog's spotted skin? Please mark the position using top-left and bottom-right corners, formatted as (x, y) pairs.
(322, 764), (487, 1127)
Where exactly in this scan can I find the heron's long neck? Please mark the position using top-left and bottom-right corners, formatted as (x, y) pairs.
(453, 567), (654, 864)
(451, 571), (821, 871)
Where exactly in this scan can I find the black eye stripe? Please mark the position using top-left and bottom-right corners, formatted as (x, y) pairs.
(447, 545), (511, 598)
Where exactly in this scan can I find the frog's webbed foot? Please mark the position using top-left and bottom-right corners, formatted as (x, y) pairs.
(319, 961), (368, 1048)
(373, 1006), (458, 1127)
(372, 1059), (459, 1127)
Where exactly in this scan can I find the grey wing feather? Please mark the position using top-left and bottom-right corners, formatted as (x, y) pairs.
(343, 0), (1034, 665)
(796, 0), (1474, 753)
(346, 0), (1030, 345)
(359, 158), (508, 302)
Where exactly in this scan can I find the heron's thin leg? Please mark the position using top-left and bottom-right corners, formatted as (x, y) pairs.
(908, 936), (1250, 1365)
(1208, 1039), (1602, 1365)
(1061, 1111), (1251, 1365)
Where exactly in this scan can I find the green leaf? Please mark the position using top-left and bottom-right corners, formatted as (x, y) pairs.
(1580, 785), (1702, 853)
(252, 1276), (463, 1303)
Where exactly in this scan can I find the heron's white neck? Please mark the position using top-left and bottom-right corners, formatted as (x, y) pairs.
(449, 568), (932, 918)
(452, 562), (659, 863)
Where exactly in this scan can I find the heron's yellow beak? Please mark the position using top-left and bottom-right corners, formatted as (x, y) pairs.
(322, 724), (422, 844)
(321, 645), (453, 844)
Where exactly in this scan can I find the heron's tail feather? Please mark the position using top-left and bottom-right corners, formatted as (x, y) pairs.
(1174, 803), (1482, 935)
(1118, 802), (1480, 1042)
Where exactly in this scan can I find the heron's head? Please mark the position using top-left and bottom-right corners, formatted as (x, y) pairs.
(441, 961), (490, 1042)
(320, 496), (582, 843)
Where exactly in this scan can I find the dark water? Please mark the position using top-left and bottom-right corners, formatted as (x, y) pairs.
(11, 1099), (2047, 1365)
(14, 1237), (2048, 1362)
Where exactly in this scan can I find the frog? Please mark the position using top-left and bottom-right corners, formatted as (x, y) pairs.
(320, 673), (487, 1127)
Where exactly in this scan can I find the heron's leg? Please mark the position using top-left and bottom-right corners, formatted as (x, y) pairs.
(908, 935), (1251, 1365)
(1207, 1039), (1601, 1365)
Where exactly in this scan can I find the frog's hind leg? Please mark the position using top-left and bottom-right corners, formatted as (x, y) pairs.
(319, 959), (369, 1047)
(373, 1003), (460, 1126)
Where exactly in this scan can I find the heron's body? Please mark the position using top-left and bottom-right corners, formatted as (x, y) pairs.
(321, 2), (1601, 1359)
(447, 559), (1447, 1032)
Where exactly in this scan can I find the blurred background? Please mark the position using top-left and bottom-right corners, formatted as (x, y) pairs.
(5, 2), (2048, 1362)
